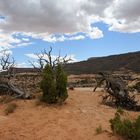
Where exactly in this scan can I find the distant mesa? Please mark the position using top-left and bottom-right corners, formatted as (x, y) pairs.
(65, 51), (140, 74)
(1, 51), (139, 75)
(87, 57), (99, 60)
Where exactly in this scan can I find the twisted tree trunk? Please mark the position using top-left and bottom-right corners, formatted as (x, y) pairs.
(93, 72), (138, 110)
(0, 81), (31, 99)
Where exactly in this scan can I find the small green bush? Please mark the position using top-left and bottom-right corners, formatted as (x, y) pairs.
(110, 109), (140, 140)
(4, 103), (17, 115)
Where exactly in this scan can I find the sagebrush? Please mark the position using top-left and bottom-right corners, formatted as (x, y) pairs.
(110, 108), (140, 140)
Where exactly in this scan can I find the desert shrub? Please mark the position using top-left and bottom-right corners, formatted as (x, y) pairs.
(110, 109), (140, 140)
(4, 103), (17, 115)
(55, 64), (68, 104)
(117, 107), (124, 115)
(40, 64), (68, 104)
(95, 125), (103, 134)
(40, 64), (57, 104)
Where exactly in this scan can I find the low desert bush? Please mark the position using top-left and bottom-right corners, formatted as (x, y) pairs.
(4, 103), (17, 115)
(95, 125), (103, 134)
(110, 108), (140, 140)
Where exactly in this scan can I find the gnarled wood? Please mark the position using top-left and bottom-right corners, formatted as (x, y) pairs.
(0, 50), (31, 100)
(93, 72), (138, 110)
(0, 81), (31, 99)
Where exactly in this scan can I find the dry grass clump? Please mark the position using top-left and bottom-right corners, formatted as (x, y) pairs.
(35, 94), (43, 106)
(4, 103), (18, 115)
(34, 93), (47, 106)
(95, 125), (103, 134)
(0, 95), (13, 104)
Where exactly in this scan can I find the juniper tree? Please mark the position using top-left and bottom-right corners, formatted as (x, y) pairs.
(55, 63), (68, 104)
(40, 64), (57, 103)
(39, 47), (71, 104)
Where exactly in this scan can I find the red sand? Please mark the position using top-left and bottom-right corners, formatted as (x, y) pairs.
(0, 89), (139, 140)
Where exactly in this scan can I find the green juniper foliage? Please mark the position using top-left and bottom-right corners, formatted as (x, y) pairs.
(40, 64), (57, 103)
(40, 63), (68, 104)
(55, 64), (68, 103)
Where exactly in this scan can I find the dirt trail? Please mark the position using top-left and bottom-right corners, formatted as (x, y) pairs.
(0, 89), (139, 140)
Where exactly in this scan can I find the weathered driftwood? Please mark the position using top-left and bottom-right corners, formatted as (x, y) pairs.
(0, 81), (31, 99)
(0, 50), (31, 100)
(93, 72), (138, 110)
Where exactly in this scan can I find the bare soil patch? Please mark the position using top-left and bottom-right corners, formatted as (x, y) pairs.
(0, 89), (139, 140)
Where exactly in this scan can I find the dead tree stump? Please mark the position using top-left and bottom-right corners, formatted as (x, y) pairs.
(0, 78), (31, 99)
(0, 50), (31, 100)
(93, 72), (138, 110)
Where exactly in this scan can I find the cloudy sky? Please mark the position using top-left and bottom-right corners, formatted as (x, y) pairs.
(0, 0), (140, 67)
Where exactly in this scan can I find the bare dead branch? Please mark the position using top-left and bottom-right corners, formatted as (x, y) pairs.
(28, 60), (37, 69)
(29, 47), (73, 71)
(0, 50), (32, 100)
(93, 72), (138, 110)
(0, 50), (15, 74)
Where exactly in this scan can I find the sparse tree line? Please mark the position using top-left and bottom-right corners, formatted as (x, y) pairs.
(0, 47), (139, 107)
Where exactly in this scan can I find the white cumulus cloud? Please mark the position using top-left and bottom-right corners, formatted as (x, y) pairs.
(86, 27), (103, 39)
(0, 0), (139, 48)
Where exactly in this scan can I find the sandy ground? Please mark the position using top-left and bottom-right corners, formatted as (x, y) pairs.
(0, 88), (139, 140)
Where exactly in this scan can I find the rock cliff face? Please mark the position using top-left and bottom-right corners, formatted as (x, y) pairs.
(65, 51), (140, 74)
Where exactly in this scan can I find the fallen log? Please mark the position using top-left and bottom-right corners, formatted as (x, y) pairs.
(0, 82), (31, 99)
(0, 51), (31, 100)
